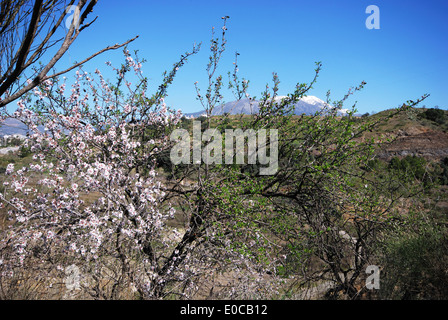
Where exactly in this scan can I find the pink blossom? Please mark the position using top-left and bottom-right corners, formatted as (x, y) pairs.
(5, 163), (14, 174)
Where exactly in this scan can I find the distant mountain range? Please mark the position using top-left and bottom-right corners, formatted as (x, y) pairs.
(0, 118), (28, 137)
(0, 96), (349, 137)
(185, 96), (349, 117)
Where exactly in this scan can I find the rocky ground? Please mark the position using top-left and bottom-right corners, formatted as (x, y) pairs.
(377, 129), (448, 160)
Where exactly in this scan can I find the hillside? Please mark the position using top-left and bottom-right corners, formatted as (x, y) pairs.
(364, 107), (448, 160)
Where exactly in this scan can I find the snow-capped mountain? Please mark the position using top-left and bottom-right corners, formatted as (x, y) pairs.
(186, 95), (348, 117)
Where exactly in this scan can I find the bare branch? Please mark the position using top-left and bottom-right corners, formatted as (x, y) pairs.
(0, 0), (138, 109)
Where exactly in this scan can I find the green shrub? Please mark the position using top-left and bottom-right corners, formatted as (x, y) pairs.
(388, 155), (428, 181)
(439, 157), (448, 185)
(418, 108), (446, 124)
(363, 158), (383, 172)
(0, 155), (16, 173)
(18, 145), (32, 158)
(379, 224), (448, 300)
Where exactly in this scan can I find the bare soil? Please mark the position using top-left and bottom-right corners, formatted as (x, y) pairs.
(377, 130), (448, 160)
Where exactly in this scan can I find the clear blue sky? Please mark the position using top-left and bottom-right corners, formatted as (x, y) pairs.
(56, 0), (448, 114)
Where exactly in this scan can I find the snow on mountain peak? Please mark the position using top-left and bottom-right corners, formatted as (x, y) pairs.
(186, 95), (349, 117)
(300, 95), (326, 105)
(274, 95), (329, 107)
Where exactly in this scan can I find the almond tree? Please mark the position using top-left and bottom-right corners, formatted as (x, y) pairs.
(0, 18), (282, 299)
(0, 46), (202, 299)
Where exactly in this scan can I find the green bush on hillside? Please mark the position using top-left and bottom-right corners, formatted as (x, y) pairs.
(380, 223), (448, 300)
(439, 157), (448, 185)
(418, 108), (446, 124)
(388, 155), (428, 181)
